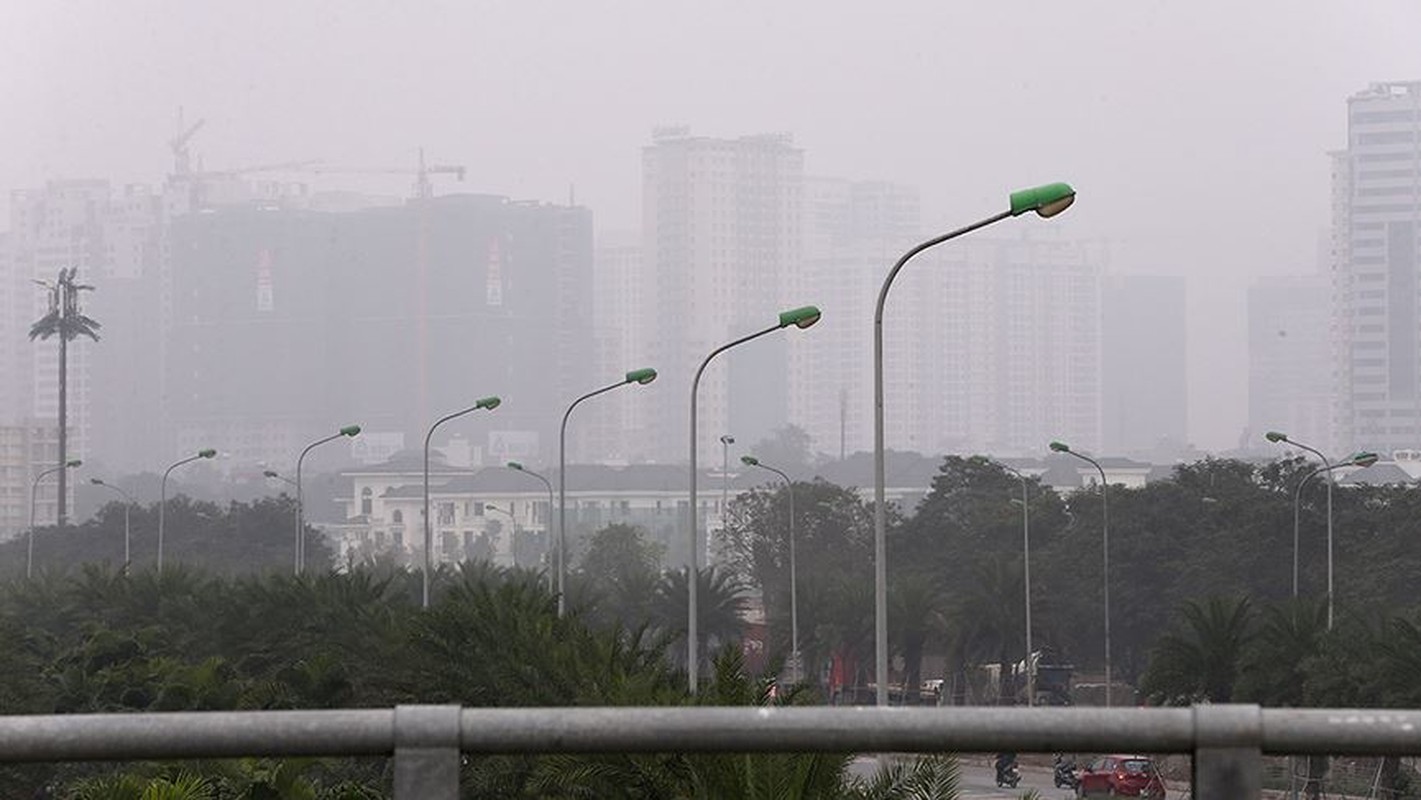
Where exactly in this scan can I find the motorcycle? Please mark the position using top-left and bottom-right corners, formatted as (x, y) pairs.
(1054, 754), (1080, 789)
(994, 755), (1021, 789)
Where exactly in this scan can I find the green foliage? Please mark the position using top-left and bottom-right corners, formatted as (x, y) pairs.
(1139, 596), (1253, 704)
(842, 754), (960, 800)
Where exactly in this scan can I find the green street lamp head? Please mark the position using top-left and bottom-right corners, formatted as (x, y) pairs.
(197, 448), (217, 459)
(1265, 431), (1289, 443)
(90, 478), (105, 486)
(1350, 451), (1380, 468)
(740, 455), (760, 467)
(1009, 182), (1077, 218)
(475, 396), (501, 410)
(1049, 441), (1071, 453)
(778, 305), (822, 330)
(64, 459), (82, 468)
(339, 424), (362, 438)
(625, 367), (658, 385)
(262, 470), (280, 479)
(507, 461), (525, 471)
(484, 503), (500, 512)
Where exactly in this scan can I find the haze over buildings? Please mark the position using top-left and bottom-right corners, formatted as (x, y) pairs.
(0, 3), (1419, 540)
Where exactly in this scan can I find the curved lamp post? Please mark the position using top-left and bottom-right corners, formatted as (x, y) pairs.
(1291, 450), (1378, 629)
(1050, 440), (1110, 706)
(295, 424), (361, 575)
(999, 462), (1034, 706)
(741, 454), (800, 684)
(423, 396), (500, 609)
(89, 477), (135, 574)
(507, 461), (555, 592)
(559, 368), (657, 617)
(483, 503), (518, 567)
(27, 459), (81, 579)
(690, 306), (821, 691)
(158, 448), (216, 572)
(262, 469), (298, 489)
(1266, 431), (1333, 608)
(873, 183), (1075, 706)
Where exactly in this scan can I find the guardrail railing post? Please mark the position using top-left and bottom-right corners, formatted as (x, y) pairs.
(394, 704), (461, 799)
(1193, 703), (1262, 799)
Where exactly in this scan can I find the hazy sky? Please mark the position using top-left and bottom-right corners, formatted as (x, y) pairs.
(4, 1), (1420, 451)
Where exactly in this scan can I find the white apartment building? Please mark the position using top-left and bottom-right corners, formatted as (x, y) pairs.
(900, 235), (1102, 456)
(1333, 80), (1421, 455)
(793, 177), (921, 459)
(641, 128), (804, 466)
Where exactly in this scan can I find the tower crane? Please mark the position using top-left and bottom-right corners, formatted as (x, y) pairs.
(308, 148), (466, 200)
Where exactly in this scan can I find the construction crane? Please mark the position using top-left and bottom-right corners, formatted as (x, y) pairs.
(169, 114), (206, 177)
(309, 148), (466, 201)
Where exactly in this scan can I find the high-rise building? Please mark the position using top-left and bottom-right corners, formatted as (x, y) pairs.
(1249, 274), (1331, 453)
(911, 235), (1103, 456)
(1333, 80), (1421, 455)
(794, 177), (920, 459)
(1102, 275), (1188, 458)
(585, 233), (654, 464)
(165, 194), (594, 470)
(641, 129), (804, 465)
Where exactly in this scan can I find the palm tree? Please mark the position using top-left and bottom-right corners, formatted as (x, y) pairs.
(1139, 595), (1254, 704)
(29, 267), (100, 526)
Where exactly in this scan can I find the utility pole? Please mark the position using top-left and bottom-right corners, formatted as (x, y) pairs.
(29, 268), (100, 526)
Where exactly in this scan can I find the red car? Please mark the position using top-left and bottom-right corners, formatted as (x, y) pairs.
(1075, 754), (1167, 798)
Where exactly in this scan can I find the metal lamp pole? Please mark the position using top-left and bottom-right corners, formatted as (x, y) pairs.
(483, 503), (519, 567)
(89, 477), (135, 574)
(158, 449), (216, 572)
(423, 397), (500, 609)
(719, 435), (734, 544)
(295, 425), (361, 575)
(507, 461), (556, 592)
(1266, 432), (1333, 613)
(741, 455), (799, 684)
(1050, 441), (1109, 706)
(689, 306), (821, 692)
(873, 183), (1076, 706)
(1288, 451), (1378, 629)
(1001, 463), (1033, 706)
(27, 459), (81, 579)
(559, 368), (657, 617)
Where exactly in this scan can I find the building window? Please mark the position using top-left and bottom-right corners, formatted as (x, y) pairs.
(438, 502), (455, 526)
(392, 510), (403, 524)
(361, 487), (372, 515)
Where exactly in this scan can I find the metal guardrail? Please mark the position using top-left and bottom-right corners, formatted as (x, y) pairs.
(3, 704), (1421, 798)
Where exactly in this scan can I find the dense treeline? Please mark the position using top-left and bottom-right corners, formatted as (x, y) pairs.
(0, 555), (955, 798)
(723, 455), (1421, 698)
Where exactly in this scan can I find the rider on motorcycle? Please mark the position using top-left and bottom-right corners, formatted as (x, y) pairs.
(995, 751), (1019, 785)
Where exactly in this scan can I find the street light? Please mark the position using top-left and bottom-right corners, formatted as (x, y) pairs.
(158, 448), (216, 572)
(423, 396), (500, 609)
(507, 461), (555, 592)
(1290, 450), (1379, 629)
(483, 503), (518, 567)
(741, 454), (800, 684)
(295, 424), (362, 575)
(262, 469), (297, 489)
(1050, 440), (1111, 707)
(690, 305), (821, 691)
(873, 182), (1075, 706)
(719, 435), (735, 547)
(89, 477), (136, 574)
(27, 459), (81, 579)
(999, 462), (1034, 707)
(1266, 431), (1334, 608)
(559, 368), (657, 617)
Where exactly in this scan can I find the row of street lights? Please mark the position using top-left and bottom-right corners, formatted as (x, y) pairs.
(1266, 430), (1378, 630)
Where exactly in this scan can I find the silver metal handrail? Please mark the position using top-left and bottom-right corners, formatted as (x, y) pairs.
(3, 704), (1420, 798)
